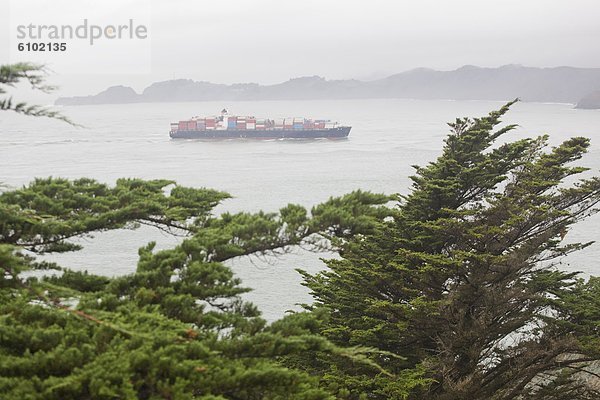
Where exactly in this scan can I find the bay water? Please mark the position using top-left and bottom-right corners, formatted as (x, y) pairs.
(2, 99), (599, 321)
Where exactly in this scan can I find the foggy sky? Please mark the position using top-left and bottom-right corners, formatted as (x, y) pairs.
(2, 0), (600, 99)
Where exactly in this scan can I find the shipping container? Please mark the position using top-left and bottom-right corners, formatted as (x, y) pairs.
(170, 112), (350, 138)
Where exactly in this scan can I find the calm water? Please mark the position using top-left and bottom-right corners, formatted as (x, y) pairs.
(1, 99), (600, 321)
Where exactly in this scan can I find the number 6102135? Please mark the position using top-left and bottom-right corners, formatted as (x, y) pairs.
(17, 42), (67, 51)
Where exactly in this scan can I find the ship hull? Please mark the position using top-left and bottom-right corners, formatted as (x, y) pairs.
(170, 126), (351, 139)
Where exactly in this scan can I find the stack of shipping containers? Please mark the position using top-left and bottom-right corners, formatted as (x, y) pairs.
(236, 117), (246, 130)
(293, 118), (303, 130)
(205, 117), (216, 130)
(174, 115), (336, 132)
(227, 116), (237, 129)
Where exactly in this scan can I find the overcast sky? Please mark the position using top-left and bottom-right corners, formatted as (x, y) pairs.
(2, 0), (600, 99)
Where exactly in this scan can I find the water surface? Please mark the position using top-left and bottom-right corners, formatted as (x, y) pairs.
(2, 99), (599, 320)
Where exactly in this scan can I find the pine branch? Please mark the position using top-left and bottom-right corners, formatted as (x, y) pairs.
(0, 96), (80, 126)
(0, 62), (80, 126)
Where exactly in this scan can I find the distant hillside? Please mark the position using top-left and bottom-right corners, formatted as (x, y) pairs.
(55, 65), (600, 105)
(575, 90), (600, 109)
(56, 85), (140, 106)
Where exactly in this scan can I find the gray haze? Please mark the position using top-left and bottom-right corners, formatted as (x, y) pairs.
(2, 0), (600, 100)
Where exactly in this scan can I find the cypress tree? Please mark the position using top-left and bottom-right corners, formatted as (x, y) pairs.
(302, 101), (600, 399)
(0, 178), (389, 399)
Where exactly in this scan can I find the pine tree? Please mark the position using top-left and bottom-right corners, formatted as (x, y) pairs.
(302, 100), (600, 399)
(0, 177), (390, 399)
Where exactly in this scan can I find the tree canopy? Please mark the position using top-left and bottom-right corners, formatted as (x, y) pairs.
(301, 100), (600, 399)
(0, 176), (390, 399)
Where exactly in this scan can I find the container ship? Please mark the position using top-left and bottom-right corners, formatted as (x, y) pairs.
(169, 109), (351, 139)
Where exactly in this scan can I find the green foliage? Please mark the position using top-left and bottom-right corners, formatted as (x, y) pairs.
(0, 177), (389, 399)
(0, 62), (76, 125)
(302, 100), (600, 399)
(0, 177), (229, 253)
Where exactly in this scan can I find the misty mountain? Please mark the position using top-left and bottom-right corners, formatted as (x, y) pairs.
(575, 90), (600, 109)
(55, 65), (600, 106)
(56, 85), (139, 105)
